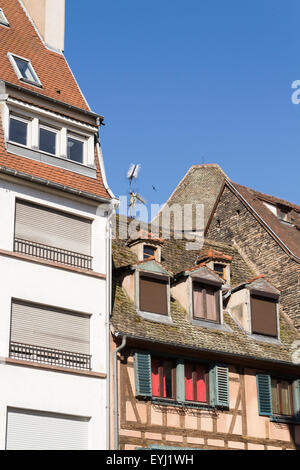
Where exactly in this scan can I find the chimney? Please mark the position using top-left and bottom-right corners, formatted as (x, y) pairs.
(22, 0), (65, 53)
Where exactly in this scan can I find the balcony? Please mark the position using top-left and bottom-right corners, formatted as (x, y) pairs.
(10, 342), (91, 370)
(14, 238), (92, 270)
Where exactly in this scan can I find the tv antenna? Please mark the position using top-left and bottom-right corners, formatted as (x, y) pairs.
(126, 163), (146, 216)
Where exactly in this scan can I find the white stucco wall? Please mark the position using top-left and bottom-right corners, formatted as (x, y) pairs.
(0, 177), (109, 449)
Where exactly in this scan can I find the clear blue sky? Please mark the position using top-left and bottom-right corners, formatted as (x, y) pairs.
(65, 0), (300, 212)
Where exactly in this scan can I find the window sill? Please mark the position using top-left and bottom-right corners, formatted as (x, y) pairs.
(151, 397), (213, 411)
(270, 415), (300, 425)
(191, 318), (232, 332)
(249, 333), (281, 345)
(138, 310), (174, 325)
(7, 141), (97, 179)
(19, 77), (42, 89)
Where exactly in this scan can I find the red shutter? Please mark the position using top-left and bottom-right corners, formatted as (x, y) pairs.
(151, 359), (160, 397)
(185, 363), (194, 401)
(195, 365), (206, 402)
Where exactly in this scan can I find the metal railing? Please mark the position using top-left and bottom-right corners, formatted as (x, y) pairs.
(10, 342), (91, 370)
(14, 238), (92, 270)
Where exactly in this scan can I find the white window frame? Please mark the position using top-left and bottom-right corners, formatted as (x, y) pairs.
(9, 114), (31, 147)
(0, 8), (9, 26)
(39, 123), (59, 156)
(7, 53), (42, 87)
(67, 132), (87, 165)
(5, 102), (95, 167)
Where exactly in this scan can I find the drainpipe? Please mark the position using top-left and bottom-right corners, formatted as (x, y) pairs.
(113, 334), (127, 450)
(105, 200), (118, 450)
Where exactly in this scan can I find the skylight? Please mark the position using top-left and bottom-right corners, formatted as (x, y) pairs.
(0, 8), (9, 26)
(7, 53), (42, 87)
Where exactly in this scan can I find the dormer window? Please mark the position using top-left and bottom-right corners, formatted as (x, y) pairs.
(277, 207), (289, 222)
(0, 8), (9, 26)
(143, 245), (156, 260)
(139, 273), (168, 316)
(39, 125), (57, 155)
(193, 281), (221, 323)
(213, 263), (226, 281)
(8, 53), (42, 87)
(9, 115), (28, 146)
(67, 135), (84, 163)
(250, 294), (278, 338)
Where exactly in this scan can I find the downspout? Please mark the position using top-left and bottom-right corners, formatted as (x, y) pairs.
(113, 334), (127, 450)
(105, 200), (118, 450)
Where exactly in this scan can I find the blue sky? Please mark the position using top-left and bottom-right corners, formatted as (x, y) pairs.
(65, 0), (300, 213)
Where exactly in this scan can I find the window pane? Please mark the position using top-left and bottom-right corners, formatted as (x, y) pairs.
(195, 365), (206, 402)
(151, 359), (160, 397)
(144, 245), (155, 259)
(281, 381), (291, 416)
(67, 137), (83, 163)
(164, 361), (173, 399)
(206, 288), (218, 321)
(39, 128), (56, 155)
(14, 57), (36, 82)
(9, 118), (27, 145)
(271, 379), (280, 415)
(193, 284), (204, 319)
(0, 9), (9, 25)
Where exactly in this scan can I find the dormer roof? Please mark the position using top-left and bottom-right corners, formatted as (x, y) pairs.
(197, 248), (232, 264)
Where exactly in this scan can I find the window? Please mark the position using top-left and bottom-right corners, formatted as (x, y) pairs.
(8, 54), (41, 87)
(9, 116), (28, 146)
(257, 374), (300, 420)
(251, 294), (278, 337)
(277, 208), (289, 222)
(185, 363), (208, 403)
(39, 125), (57, 155)
(10, 300), (91, 370)
(14, 200), (92, 270)
(151, 358), (176, 399)
(193, 282), (220, 323)
(271, 379), (293, 417)
(139, 273), (168, 315)
(213, 263), (226, 280)
(134, 352), (230, 408)
(0, 8), (9, 26)
(67, 135), (84, 163)
(143, 245), (156, 260)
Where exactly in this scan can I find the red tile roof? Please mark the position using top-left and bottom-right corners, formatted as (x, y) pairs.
(0, 0), (111, 200)
(197, 248), (232, 263)
(0, 0), (89, 110)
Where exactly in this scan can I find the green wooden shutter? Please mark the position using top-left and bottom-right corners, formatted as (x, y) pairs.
(134, 352), (152, 397)
(215, 365), (229, 407)
(293, 379), (300, 421)
(209, 364), (229, 408)
(256, 374), (272, 416)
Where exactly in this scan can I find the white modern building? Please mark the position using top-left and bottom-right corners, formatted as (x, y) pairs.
(0, 0), (116, 449)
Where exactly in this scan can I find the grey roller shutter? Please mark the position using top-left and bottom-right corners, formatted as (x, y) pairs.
(11, 301), (90, 355)
(6, 409), (89, 450)
(15, 200), (91, 255)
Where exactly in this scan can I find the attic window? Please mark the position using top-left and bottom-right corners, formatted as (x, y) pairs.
(193, 282), (221, 323)
(250, 294), (278, 338)
(213, 263), (226, 280)
(277, 208), (289, 222)
(0, 8), (9, 26)
(8, 53), (42, 87)
(139, 273), (168, 316)
(143, 245), (156, 260)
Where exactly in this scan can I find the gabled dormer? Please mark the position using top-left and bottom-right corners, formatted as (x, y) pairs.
(172, 264), (228, 330)
(121, 258), (173, 325)
(197, 249), (232, 286)
(227, 276), (280, 341)
(126, 230), (164, 263)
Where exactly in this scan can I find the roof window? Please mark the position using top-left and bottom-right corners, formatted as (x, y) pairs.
(8, 53), (42, 87)
(0, 8), (9, 26)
